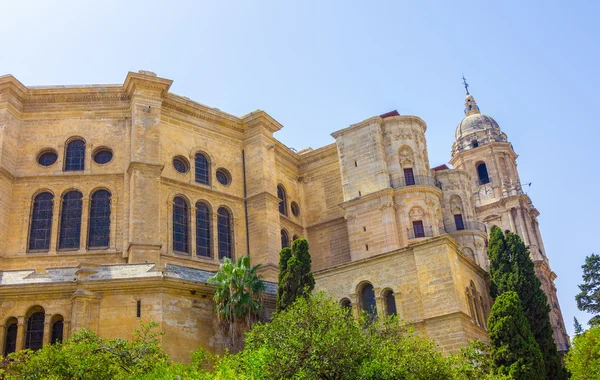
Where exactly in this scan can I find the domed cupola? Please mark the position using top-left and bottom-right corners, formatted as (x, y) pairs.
(452, 79), (507, 156)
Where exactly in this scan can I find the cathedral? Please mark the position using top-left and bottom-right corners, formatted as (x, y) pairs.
(0, 71), (569, 362)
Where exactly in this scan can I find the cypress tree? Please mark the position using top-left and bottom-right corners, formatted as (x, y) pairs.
(488, 291), (545, 379)
(277, 238), (315, 312)
(276, 247), (292, 312)
(487, 226), (567, 379)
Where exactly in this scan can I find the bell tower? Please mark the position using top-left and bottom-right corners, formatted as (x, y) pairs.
(449, 80), (570, 352)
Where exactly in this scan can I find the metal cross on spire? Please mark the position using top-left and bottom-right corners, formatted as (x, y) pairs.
(461, 74), (470, 95)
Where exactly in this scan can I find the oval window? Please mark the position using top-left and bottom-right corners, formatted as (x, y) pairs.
(93, 148), (113, 164)
(38, 151), (58, 167)
(216, 168), (231, 186)
(291, 201), (300, 217)
(173, 156), (190, 174)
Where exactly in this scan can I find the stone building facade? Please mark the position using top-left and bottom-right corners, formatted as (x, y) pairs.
(0, 71), (569, 361)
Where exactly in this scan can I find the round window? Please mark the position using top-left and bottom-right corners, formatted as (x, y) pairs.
(37, 150), (58, 167)
(216, 168), (231, 186)
(291, 201), (300, 217)
(173, 156), (190, 174)
(93, 148), (113, 164)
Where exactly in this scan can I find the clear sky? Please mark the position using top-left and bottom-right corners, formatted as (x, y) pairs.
(1, 0), (598, 337)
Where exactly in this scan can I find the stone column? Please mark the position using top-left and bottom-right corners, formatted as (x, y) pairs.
(0, 324), (5, 352)
(190, 205), (197, 257)
(80, 197), (90, 250)
(20, 199), (32, 253)
(110, 197), (118, 251)
(373, 287), (383, 316)
(49, 198), (61, 252)
(212, 210), (220, 261)
(43, 314), (52, 345)
(15, 316), (25, 351)
(63, 320), (71, 340)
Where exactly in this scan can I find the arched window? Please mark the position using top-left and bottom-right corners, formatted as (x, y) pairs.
(58, 191), (83, 250)
(281, 229), (289, 248)
(341, 298), (352, 316)
(4, 318), (17, 356)
(217, 207), (233, 259)
(360, 283), (377, 318)
(28, 192), (54, 251)
(51, 316), (64, 344)
(25, 311), (45, 350)
(173, 196), (189, 253)
(196, 202), (211, 257)
(195, 153), (210, 185)
(64, 139), (85, 171)
(477, 162), (490, 185)
(292, 234), (300, 242)
(277, 185), (287, 216)
(383, 290), (397, 316)
(88, 190), (111, 248)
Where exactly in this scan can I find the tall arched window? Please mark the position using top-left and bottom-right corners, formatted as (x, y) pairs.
(281, 229), (289, 248)
(195, 153), (210, 185)
(476, 162), (490, 185)
(51, 316), (64, 344)
(360, 283), (377, 318)
(217, 207), (233, 259)
(28, 192), (54, 251)
(4, 318), (17, 356)
(173, 196), (189, 254)
(277, 185), (287, 216)
(88, 190), (111, 248)
(383, 289), (397, 316)
(64, 139), (85, 171)
(196, 202), (211, 257)
(58, 191), (83, 250)
(25, 311), (45, 350)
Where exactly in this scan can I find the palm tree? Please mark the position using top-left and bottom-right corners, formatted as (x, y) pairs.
(208, 255), (264, 352)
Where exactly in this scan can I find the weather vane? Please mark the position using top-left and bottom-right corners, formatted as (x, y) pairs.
(461, 74), (470, 95)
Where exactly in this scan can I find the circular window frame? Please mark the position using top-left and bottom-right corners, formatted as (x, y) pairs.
(291, 201), (300, 217)
(36, 149), (58, 168)
(215, 168), (232, 186)
(92, 147), (114, 165)
(173, 156), (190, 174)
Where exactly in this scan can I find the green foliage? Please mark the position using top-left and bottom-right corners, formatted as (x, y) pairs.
(1, 322), (170, 380)
(487, 226), (566, 379)
(576, 253), (600, 327)
(277, 238), (315, 312)
(487, 291), (545, 379)
(210, 292), (498, 380)
(208, 255), (264, 352)
(566, 325), (600, 380)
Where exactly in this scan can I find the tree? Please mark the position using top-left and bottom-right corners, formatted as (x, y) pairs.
(487, 226), (566, 379)
(576, 253), (600, 327)
(566, 325), (600, 380)
(208, 255), (264, 352)
(277, 238), (315, 311)
(575, 317), (584, 336)
(275, 246), (292, 312)
(487, 291), (545, 379)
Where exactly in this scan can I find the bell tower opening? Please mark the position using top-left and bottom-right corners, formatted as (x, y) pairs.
(476, 162), (490, 185)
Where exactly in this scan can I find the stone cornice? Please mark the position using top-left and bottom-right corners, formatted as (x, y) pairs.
(474, 193), (531, 213)
(123, 71), (173, 96)
(163, 93), (244, 133)
(160, 176), (244, 203)
(127, 161), (165, 175)
(0, 166), (15, 182)
(339, 187), (395, 210)
(299, 143), (338, 168)
(241, 110), (283, 133)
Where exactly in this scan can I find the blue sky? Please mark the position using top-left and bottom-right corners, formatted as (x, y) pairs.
(1, 0), (598, 336)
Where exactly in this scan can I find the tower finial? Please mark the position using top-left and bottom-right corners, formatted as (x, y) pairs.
(462, 74), (470, 95)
